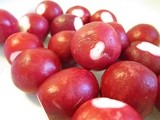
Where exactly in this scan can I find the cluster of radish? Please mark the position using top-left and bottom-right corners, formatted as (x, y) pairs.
(1, 0), (160, 120)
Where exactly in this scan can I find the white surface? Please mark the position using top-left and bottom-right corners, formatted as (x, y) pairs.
(0, 0), (160, 120)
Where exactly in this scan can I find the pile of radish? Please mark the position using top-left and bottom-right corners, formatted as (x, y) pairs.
(1, 0), (160, 120)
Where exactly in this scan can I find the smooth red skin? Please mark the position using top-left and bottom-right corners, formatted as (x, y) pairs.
(36, 0), (63, 24)
(72, 98), (143, 120)
(37, 67), (99, 120)
(66, 5), (91, 24)
(0, 9), (20, 43)
(11, 48), (61, 93)
(122, 41), (160, 75)
(48, 30), (76, 68)
(4, 32), (43, 64)
(20, 13), (49, 41)
(90, 9), (117, 23)
(108, 22), (129, 50)
(127, 24), (159, 45)
(100, 61), (158, 116)
(70, 22), (121, 70)
(155, 75), (160, 111)
(51, 14), (81, 35)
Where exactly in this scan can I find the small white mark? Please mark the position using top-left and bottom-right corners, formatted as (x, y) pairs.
(73, 17), (83, 30)
(90, 41), (105, 60)
(136, 41), (160, 56)
(92, 97), (126, 109)
(19, 16), (31, 32)
(36, 4), (46, 15)
(10, 51), (22, 63)
(101, 12), (113, 23)
(71, 9), (84, 18)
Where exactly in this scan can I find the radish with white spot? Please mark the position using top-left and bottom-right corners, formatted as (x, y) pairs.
(90, 9), (117, 23)
(122, 41), (160, 75)
(19, 13), (49, 41)
(66, 5), (91, 24)
(51, 14), (83, 35)
(4, 32), (43, 64)
(72, 97), (143, 120)
(37, 67), (99, 120)
(70, 22), (121, 70)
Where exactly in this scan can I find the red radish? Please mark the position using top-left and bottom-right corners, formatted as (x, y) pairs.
(90, 9), (117, 23)
(19, 12), (49, 41)
(122, 41), (160, 75)
(37, 67), (99, 120)
(127, 23), (159, 45)
(70, 22), (121, 70)
(66, 5), (91, 24)
(50, 14), (83, 35)
(11, 48), (61, 93)
(36, 0), (63, 24)
(100, 60), (158, 116)
(4, 32), (43, 64)
(72, 97), (143, 120)
(155, 75), (160, 111)
(0, 9), (20, 43)
(48, 30), (76, 68)
(108, 22), (129, 50)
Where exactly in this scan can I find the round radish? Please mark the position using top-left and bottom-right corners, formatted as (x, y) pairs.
(0, 9), (20, 43)
(72, 97), (142, 120)
(100, 60), (158, 116)
(37, 67), (99, 120)
(50, 14), (83, 35)
(36, 0), (63, 24)
(70, 22), (121, 70)
(66, 5), (91, 24)
(155, 75), (160, 111)
(11, 48), (61, 93)
(19, 12), (49, 41)
(4, 32), (43, 64)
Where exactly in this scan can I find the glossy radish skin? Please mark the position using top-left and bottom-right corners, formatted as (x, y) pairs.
(108, 22), (129, 50)
(19, 13), (49, 41)
(4, 32), (43, 64)
(155, 75), (160, 111)
(66, 5), (91, 24)
(70, 22), (121, 70)
(36, 0), (63, 24)
(37, 67), (99, 120)
(48, 30), (76, 68)
(51, 14), (83, 35)
(11, 48), (61, 93)
(122, 41), (160, 75)
(127, 24), (159, 45)
(0, 9), (20, 43)
(90, 9), (117, 23)
(72, 97), (143, 120)
(100, 61), (158, 116)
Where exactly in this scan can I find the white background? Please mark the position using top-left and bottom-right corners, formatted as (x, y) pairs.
(0, 0), (160, 120)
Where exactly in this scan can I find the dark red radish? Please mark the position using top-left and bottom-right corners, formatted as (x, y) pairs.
(50, 14), (83, 35)
(90, 9), (117, 23)
(70, 22), (121, 70)
(37, 67), (99, 120)
(4, 32), (43, 64)
(127, 23), (159, 45)
(11, 48), (61, 93)
(36, 0), (63, 24)
(66, 5), (91, 24)
(122, 41), (160, 75)
(19, 12), (49, 41)
(108, 22), (129, 50)
(0, 9), (20, 43)
(155, 75), (160, 111)
(72, 97), (143, 120)
(48, 30), (76, 68)
(100, 60), (158, 116)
